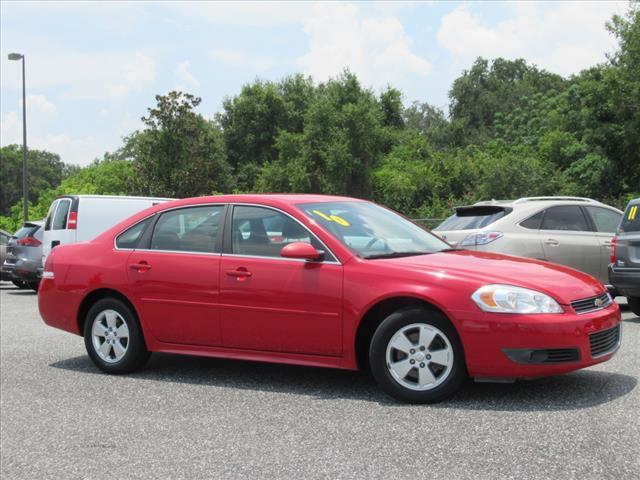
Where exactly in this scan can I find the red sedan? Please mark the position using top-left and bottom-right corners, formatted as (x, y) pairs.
(39, 195), (622, 403)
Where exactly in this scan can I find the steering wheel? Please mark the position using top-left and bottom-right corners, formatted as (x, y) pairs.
(365, 237), (388, 250)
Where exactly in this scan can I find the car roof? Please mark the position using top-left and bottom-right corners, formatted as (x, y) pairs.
(465, 196), (621, 213)
(156, 193), (365, 210)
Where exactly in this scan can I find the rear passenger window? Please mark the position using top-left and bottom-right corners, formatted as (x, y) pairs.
(540, 206), (589, 231)
(52, 199), (71, 230)
(520, 210), (543, 229)
(116, 218), (152, 249)
(585, 206), (622, 233)
(151, 206), (223, 253)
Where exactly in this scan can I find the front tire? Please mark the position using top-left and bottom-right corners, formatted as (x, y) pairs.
(369, 307), (466, 403)
(628, 297), (640, 317)
(12, 280), (27, 289)
(84, 297), (150, 374)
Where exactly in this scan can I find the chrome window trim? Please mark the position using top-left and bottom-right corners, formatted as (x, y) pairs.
(228, 202), (341, 265)
(221, 252), (340, 265)
(114, 202), (342, 264)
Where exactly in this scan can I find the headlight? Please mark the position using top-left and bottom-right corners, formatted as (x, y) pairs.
(471, 284), (563, 314)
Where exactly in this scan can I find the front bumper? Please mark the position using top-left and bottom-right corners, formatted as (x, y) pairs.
(608, 264), (640, 297)
(456, 302), (622, 379)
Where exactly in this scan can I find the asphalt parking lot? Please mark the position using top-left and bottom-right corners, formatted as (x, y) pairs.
(0, 284), (638, 479)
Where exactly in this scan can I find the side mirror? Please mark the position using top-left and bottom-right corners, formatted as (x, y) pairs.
(280, 242), (323, 261)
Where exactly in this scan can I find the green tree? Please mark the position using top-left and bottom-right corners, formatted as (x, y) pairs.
(218, 75), (314, 190)
(0, 145), (76, 215)
(127, 91), (232, 198)
(449, 57), (565, 145)
(258, 71), (388, 197)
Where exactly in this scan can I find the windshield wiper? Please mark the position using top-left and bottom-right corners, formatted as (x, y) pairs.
(363, 251), (433, 260)
(439, 248), (463, 252)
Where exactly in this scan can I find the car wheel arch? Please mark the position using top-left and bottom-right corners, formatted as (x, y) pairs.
(77, 288), (143, 339)
(355, 296), (462, 371)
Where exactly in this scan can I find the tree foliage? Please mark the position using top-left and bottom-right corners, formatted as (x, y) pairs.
(127, 91), (232, 198)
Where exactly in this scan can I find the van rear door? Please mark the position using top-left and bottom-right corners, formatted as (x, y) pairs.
(42, 197), (76, 260)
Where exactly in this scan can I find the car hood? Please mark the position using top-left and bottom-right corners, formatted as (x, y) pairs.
(379, 250), (604, 304)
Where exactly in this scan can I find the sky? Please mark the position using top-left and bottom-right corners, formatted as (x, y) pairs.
(0, 0), (631, 166)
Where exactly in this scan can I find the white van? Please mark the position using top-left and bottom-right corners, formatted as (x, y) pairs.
(42, 195), (173, 262)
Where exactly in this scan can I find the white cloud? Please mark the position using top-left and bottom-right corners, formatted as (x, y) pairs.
(209, 49), (275, 72)
(297, 3), (431, 86)
(1, 106), (110, 166)
(437, 1), (629, 76)
(1, 36), (156, 102)
(168, 1), (312, 26)
(175, 60), (200, 91)
(22, 94), (57, 118)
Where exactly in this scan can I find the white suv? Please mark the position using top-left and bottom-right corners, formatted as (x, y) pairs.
(433, 197), (622, 284)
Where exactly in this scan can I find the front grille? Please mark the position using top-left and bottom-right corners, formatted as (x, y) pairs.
(542, 349), (580, 363)
(503, 348), (580, 364)
(571, 292), (612, 314)
(589, 325), (621, 358)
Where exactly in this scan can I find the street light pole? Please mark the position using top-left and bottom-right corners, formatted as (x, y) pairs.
(8, 52), (28, 222)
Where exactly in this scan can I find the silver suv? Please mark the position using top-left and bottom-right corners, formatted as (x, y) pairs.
(434, 197), (622, 284)
(609, 198), (640, 316)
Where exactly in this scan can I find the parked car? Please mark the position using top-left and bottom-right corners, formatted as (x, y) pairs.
(1, 221), (43, 290)
(42, 195), (173, 264)
(609, 197), (640, 317)
(0, 229), (11, 280)
(434, 197), (622, 285)
(39, 195), (621, 403)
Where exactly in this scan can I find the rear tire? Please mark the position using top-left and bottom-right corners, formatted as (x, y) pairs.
(628, 297), (640, 317)
(84, 297), (150, 374)
(28, 281), (39, 292)
(369, 307), (466, 404)
(11, 280), (27, 289)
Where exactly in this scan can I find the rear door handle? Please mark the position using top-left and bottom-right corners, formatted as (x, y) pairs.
(544, 239), (560, 246)
(129, 262), (152, 272)
(226, 269), (252, 278)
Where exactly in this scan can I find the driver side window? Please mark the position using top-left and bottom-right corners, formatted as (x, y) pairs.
(231, 206), (329, 259)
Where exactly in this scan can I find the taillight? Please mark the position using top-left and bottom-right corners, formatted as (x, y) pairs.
(610, 236), (617, 264)
(42, 252), (55, 280)
(17, 237), (41, 247)
(459, 231), (504, 247)
(67, 211), (77, 229)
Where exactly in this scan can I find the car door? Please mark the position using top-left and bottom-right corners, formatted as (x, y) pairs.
(584, 206), (622, 282)
(539, 205), (601, 278)
(126, 205), (225, 346)
(219, 205), (343, 356)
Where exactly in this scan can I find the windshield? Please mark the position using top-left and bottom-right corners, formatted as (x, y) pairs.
(297, 201), (450, 259)
(435, 206), (510, 231)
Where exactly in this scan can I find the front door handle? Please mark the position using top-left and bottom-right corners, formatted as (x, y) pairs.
(129, 262), (152, 272)
(544, 239), (560, 246)
(226, 269), (252, 278)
